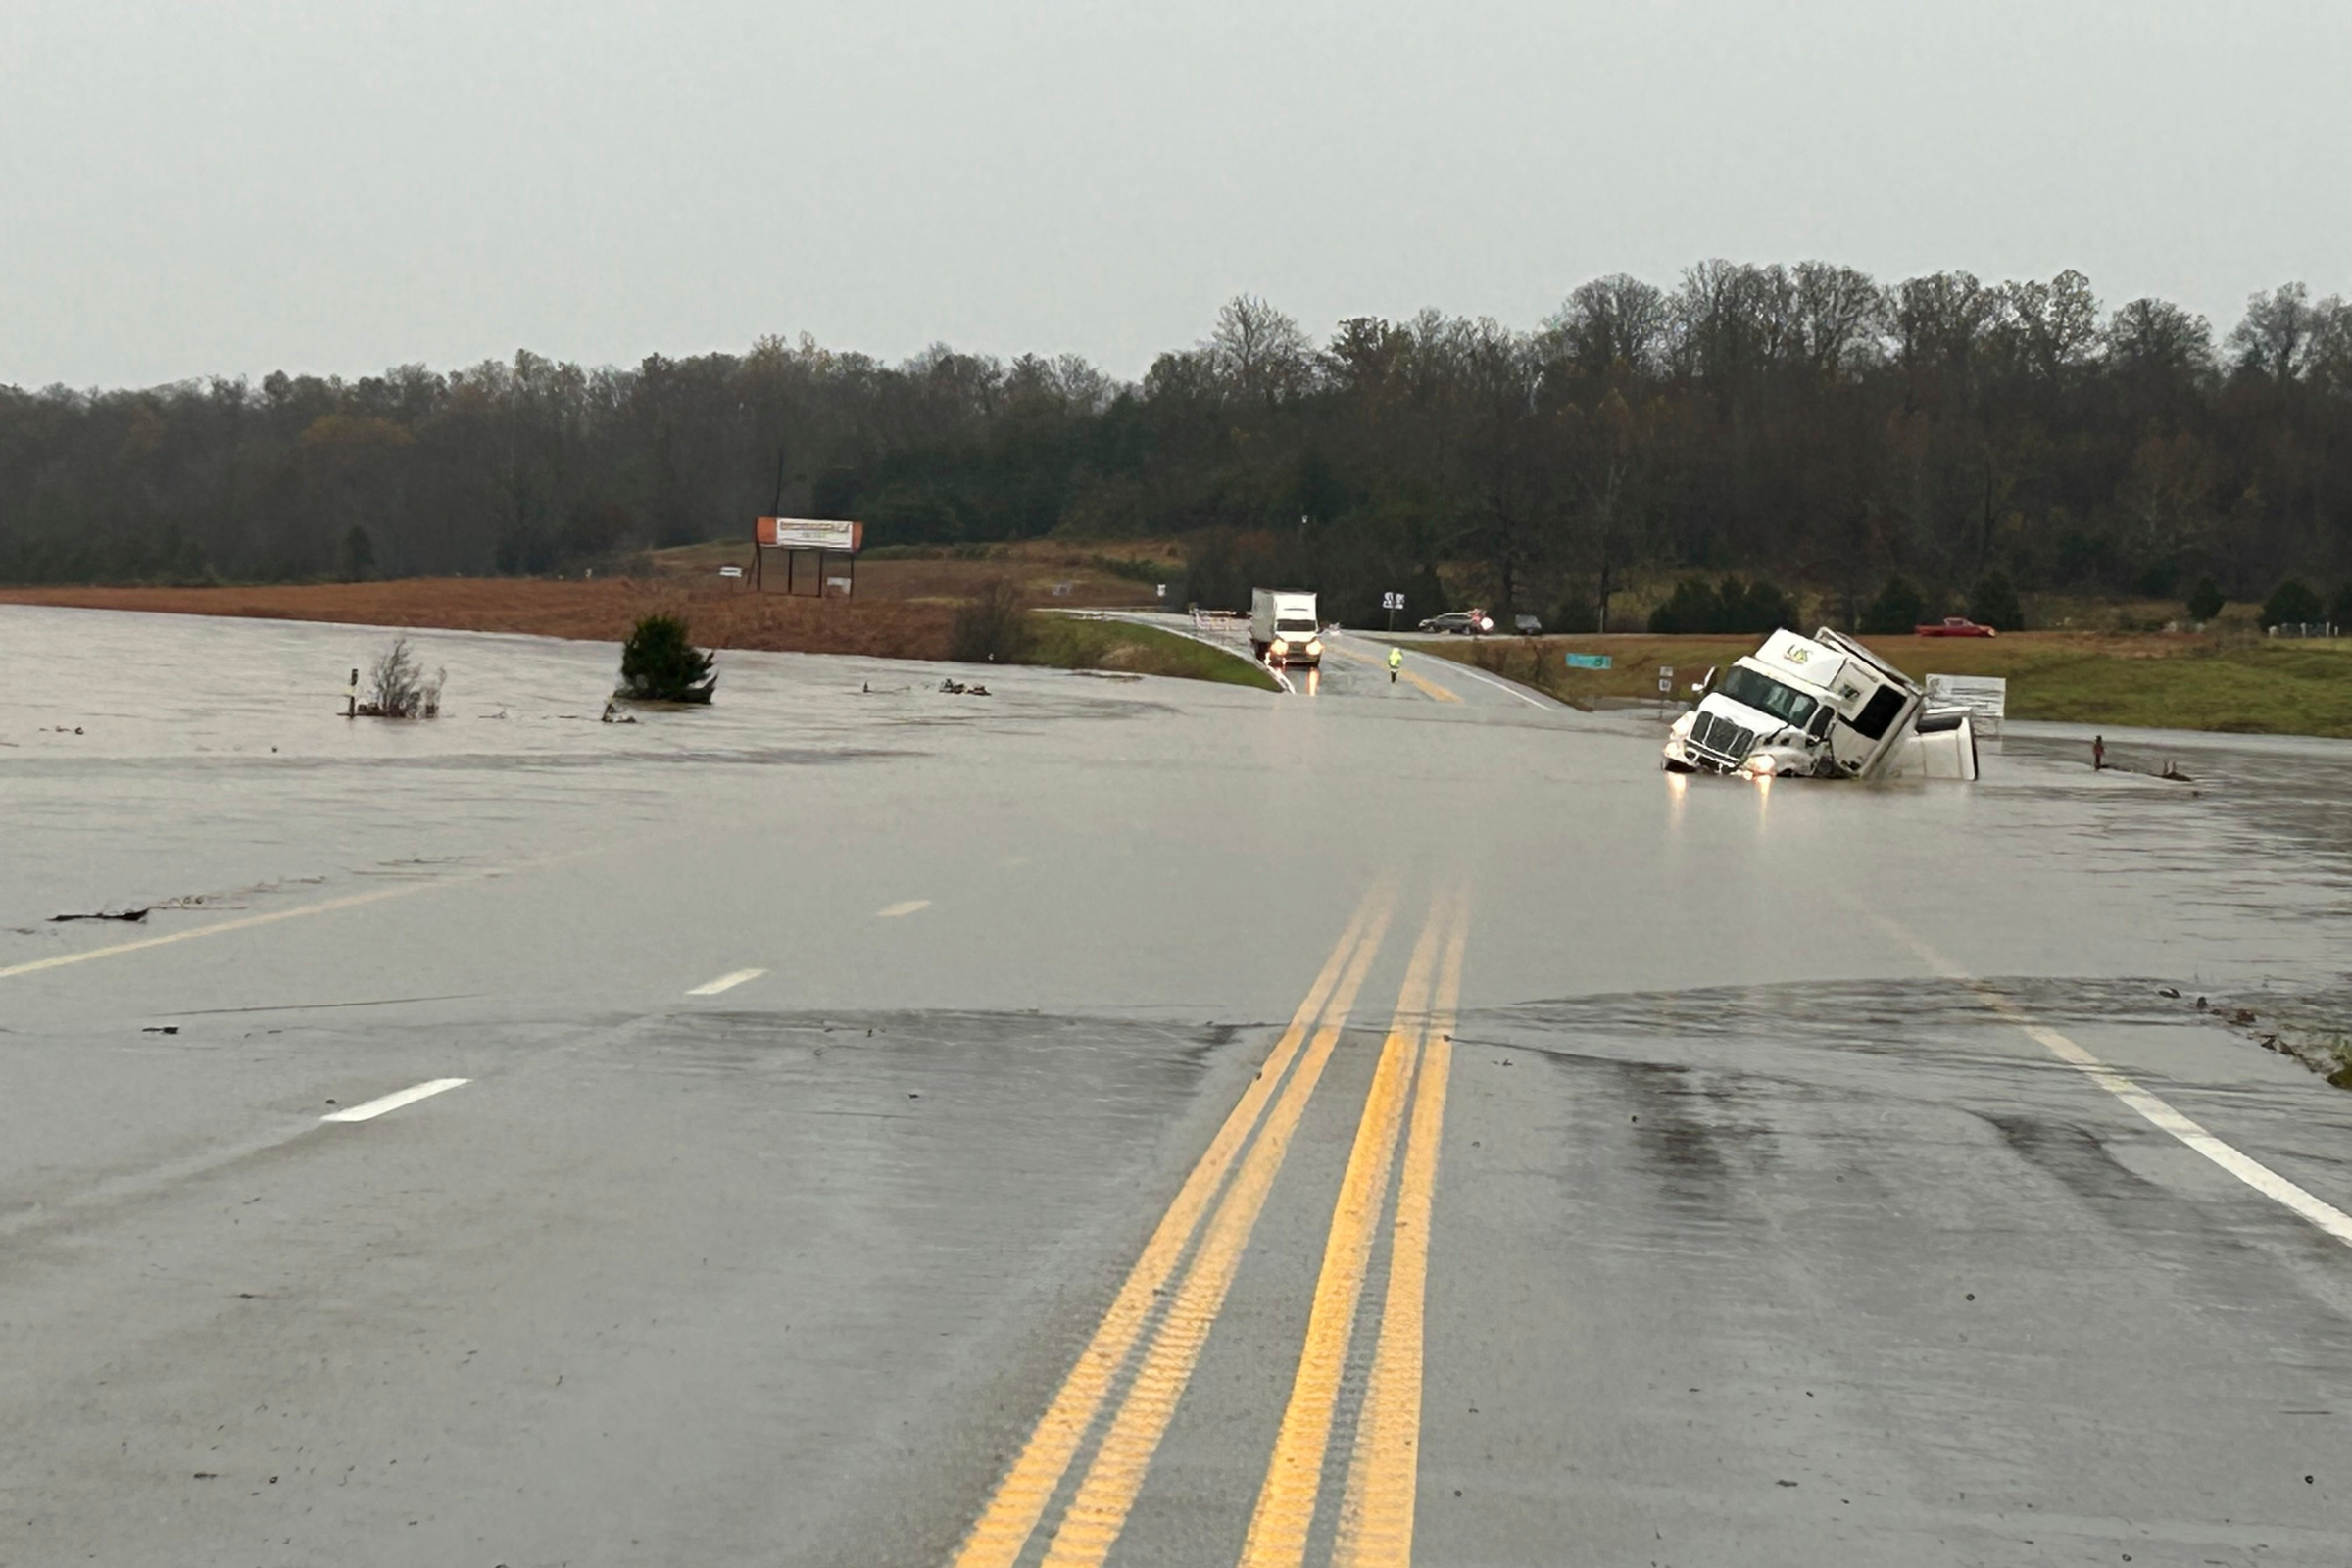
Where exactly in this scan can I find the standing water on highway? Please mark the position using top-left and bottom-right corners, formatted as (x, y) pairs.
(6, 602), (2352, 1567)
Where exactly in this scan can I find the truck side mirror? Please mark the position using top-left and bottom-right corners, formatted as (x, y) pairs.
(1806, 708), (1836, 740)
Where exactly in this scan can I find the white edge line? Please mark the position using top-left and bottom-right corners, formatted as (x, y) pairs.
(320, 1078), (471, 1124)
(2019, 1021), (2352, 1248)
(1875, 911), (2352, 1250)
(687, 966), (768, 996)
(0, 843), (626, 985)
(1433, 655), (1552, 709)
(0, 882), (432, 981)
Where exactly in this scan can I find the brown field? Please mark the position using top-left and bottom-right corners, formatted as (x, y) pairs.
(0, 577), (964, 660)
(0, 539), (1176, 662)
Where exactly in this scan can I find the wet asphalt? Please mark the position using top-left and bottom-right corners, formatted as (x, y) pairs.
(2, 605), (2350, 1567)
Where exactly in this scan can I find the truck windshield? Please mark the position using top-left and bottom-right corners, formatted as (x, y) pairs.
(1718, 666), (1819, 729)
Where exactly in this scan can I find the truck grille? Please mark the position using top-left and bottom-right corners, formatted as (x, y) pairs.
(1690, 711), (1756, 765)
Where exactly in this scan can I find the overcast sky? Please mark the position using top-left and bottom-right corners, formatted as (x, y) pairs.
(3, 0), (2347, 390)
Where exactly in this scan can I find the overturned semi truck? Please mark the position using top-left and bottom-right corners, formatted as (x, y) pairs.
(1662, 627), (1979, 781)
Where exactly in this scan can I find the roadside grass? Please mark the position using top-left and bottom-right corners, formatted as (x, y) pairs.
(1028, 614), (1278, 689)
(1418, 631), (2352, 738)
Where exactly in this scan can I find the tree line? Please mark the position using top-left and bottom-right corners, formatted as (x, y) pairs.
(4, 262), (2348, 631)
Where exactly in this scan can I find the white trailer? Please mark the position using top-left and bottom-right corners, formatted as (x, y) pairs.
(1250, 589), (1323, 667)
(1662, 627), (1978, 781)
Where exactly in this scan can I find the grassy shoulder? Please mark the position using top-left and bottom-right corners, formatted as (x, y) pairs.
(1025, 614), (1278, 689)
(1418, 631), (2352, 737)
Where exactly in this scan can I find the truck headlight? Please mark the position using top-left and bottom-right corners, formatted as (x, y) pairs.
(1305, 639), (1323, 657)
(1270, 638), (1289, 656)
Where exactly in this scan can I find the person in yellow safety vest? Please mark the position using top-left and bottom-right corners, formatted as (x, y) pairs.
(1388, 646), (1403, 684)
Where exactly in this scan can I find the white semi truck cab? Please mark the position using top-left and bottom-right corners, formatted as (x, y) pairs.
(1663, 627), (1978, 781)
(1250, 589), (1323, 667)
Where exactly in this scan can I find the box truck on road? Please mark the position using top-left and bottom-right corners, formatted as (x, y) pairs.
(1250, 590), (1323, 667)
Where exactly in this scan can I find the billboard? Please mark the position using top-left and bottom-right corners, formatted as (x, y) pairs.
(757, 517), (863, 552)
(1924, 673), (2008, 721)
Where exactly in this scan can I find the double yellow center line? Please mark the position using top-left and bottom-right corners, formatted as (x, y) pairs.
(953, 881), (1469, 1568)
(1244, 887), (1466, 1568)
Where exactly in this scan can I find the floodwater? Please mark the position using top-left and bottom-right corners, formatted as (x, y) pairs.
(6, 603), (2352, 1566)
(0, 604), (1200, 968)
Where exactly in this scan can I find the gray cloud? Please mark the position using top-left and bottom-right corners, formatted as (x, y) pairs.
(3, 0), (2346, 387)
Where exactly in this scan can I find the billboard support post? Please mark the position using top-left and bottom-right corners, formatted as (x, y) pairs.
(754, 517), (864, 598)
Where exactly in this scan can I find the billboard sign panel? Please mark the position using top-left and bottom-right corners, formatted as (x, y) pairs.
(757, 517), (863, 552)
(1925, 673), (2008, 723)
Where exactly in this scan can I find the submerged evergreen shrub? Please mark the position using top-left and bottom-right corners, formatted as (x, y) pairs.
(616, 613), (716, 702)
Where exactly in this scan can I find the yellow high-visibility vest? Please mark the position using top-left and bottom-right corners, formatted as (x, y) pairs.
(1387, 648), (1403, 668)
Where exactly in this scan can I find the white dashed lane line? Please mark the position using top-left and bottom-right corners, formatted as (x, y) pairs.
(687, 967), (768, 996)
(321, 1078), (471, 1124)
(876, 900), (932, 918)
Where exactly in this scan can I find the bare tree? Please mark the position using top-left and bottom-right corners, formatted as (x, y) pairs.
(1999, 270), (2102, 381)
(360, 637), (444, 718)
(1789, 262), (1886, 376)
(1889, 271), (1998, 380)
(1544, 274), (1669, 377)
(2229, 282), (2325, 381)
(1203, 296), (1315, 407)
(2106, 297), (2214, 378)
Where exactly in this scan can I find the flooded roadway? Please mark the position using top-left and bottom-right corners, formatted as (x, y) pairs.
(3, 603), (2349, 1566)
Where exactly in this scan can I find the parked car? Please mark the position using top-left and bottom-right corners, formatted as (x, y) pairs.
(1915, 616), (1998, 638)
(1512, 613), (1543, 634)
(1418, 610), (1494, 635)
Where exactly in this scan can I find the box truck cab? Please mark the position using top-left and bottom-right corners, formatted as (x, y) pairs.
(1250, 589), (1323, 667)
(1663, 627), (1977, 781)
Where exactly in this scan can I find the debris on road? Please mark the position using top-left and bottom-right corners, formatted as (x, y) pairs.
(49, 907), (150, 923)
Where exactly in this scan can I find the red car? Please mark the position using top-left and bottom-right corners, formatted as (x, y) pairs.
(1915, 616), (1997, 637)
